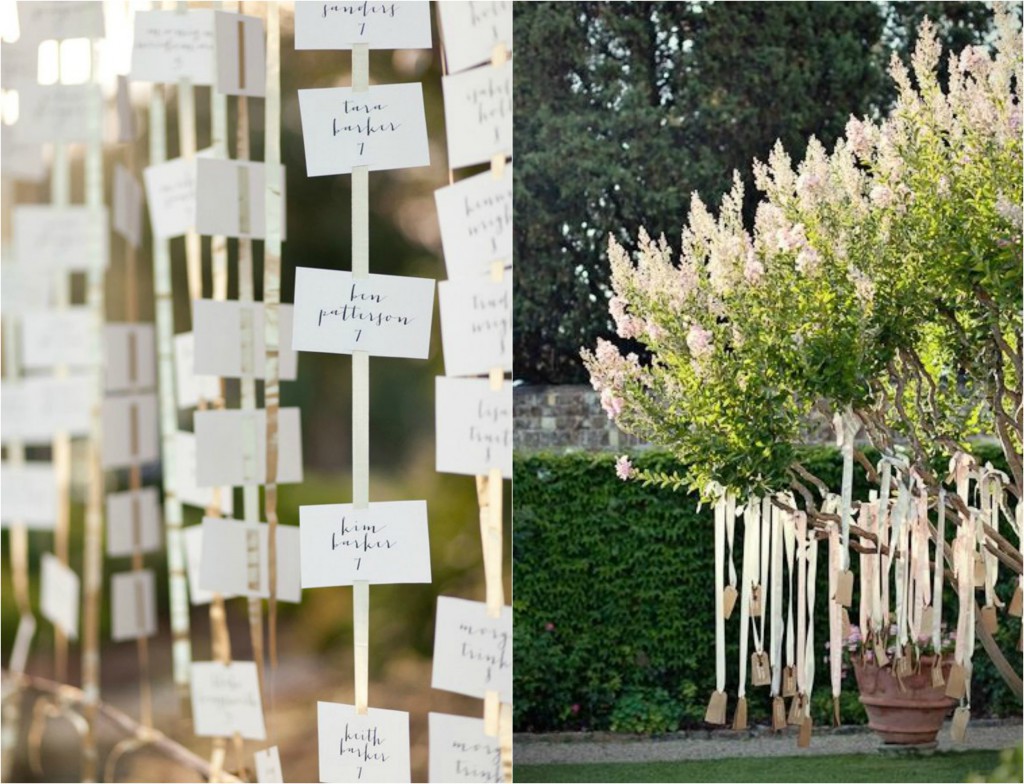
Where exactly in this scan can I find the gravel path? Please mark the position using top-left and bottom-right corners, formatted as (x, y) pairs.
(514, 719), (1023, 766)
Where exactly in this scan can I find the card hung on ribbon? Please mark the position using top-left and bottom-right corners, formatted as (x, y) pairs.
(1, 137), (48, 184)
(195, 158), (287, 239)
(184, 525), (236, 604)
(111, 569), (158, 641)
(113, 163), (144, 248)
(106, 487), (162, 557)
(435, 377), (512, 478)
(143, 155), (199, 239)
(428, 713), (500, 784)
(192, 300), (298, 380)
(20, 307), (95, 370)
(1, 41), (42, 87)
(432, 596), (512, 703)
(198, 517), (302, 603)
(0, 262), (52, 315)
(293, 0), (431, 50)
(194, 407), (304, 487)
(101, 393), (160, 469)
(0, 376), (94, 444)
(16, 1), (105, 43)
(191, 661), (266, 741)
(438, 277), (512, 377)
(173, 332), (222, 409)
(442, 62), (512, 169)
(131, 9), (216, 85)
(437, 1), (512, 74)
(41, 553), (80, 641)
(13, 83), (102, 144)
(116, 75), (135, 143)
(214, 11), (266, 97)
(1, 462), (57, 530)
(255, 746), (284, 784)
(299, 500), (431, 588)
(297, 83), (429, 177)
(14, 205), (109, 272)
(434, 166), (512, 280)
(175, 431), (234, 514)
(292, 267), (435, 359)
(317, 702), (411, 784)
(105, 323), (157, 393)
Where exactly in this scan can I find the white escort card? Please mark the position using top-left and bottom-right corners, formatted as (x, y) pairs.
(0, 376), (94, 444)
(106, 487), (162, 557)
(41, 553), (80, 641)
(432, 596), (511, 703)
(15, 83), (102, 143)
(105, 324), (158, 393)
(297, 84), (429, 177)
(176, 431), (234, 514)
(292, 267), (434, 359)
(442, 62), (512, 169)
(193, 301), (298, 380)
(317, 702), (410, 784)
(101, 394), (160, 469)
(437, 1), (513, 74)
(0, 462), (56, 530)
(196, 159), (287, 239)
(198, 517), (302, 603)
(0, 262), (52, 315)
(435, 377), (512, 478)
(111, 569), (158, 641)
(215, 11), (265, 97)
(14, 205), (109, 272)
(191, 661), (266, 741)
(1, 41), (41, 86)
(132, 9), (216, 85)
(255, 746), (284, 783)
(116, 75), (136, 143)
(428, 712), (501, 784)
(294, 0), (431, 50)
(143, 155), (198, 239)
(20, 308), (95, 370)
(174, 333), (221, 409)
(184, 524), (235, 604)
(435, 166), (513, 279)
(194, 408), (304, 487)
(1, 138), (48, 184)
(299, 500), (431, 588)
(113, 163), (144, 248)
(438, 277), (511, 377)
(17, 1), (105, 43)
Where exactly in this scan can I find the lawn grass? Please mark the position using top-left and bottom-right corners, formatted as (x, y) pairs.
(514, 750), (1005, 783)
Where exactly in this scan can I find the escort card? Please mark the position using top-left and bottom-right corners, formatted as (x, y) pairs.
(294, 0), (431, 50)
(192, 301), (298, 380)
(174, 333), (221, 409)
(434, 166), (513, 279)
(255, 746), (284, 783)
(297, 83), (429, 176)
(0, 376), (93, 444)
(1, 41), (40, 86)
(106, 487), (162, 557)
(113, 163), (144, 248)
(198, 517), (302, 603)
(116, 75), (136, 143)
(14, 83), (102, 143)
(132, 9), (216, 85)
(194, 408), (304, 487)
(184, 524), (236, 604)
(111, 569), (158, 641)
(20, 307), (95, 370)
(437, 1), (512, 74)
(14, 205), (109, 272)
(144, 155), (198, 239)
(1, 138), (47, 184)
(196, 159), (287, 239)
(442, 62), (512, 169)
(428, 713), (501, 784)
(317, 702), (410, 784)
(438, 277), (511, 376)
(191, 661), (266, 741)
(101, 394), (160, 469)
(0, 462), (56, 530)
(176, 431), (235, 514)
(41, 553), (79, 641)
(432, 596), (511, 703)
(299, 500), (431, 588)
(0, 262), (52, 315)
(435, 377), (512, 478)
(105, 323), (157, 393)
(17, 1), (105, 43)
(215, 11), (265, 97)
(292, 267), (434, 359)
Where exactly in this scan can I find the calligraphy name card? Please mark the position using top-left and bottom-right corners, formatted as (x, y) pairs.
(297, 84), (429, 176)
(198, 517), (302, 603)
(294, 0), (431, 50)
(106, 487), (162, 557)
(1, 137), (47, 184)
(299, 500), (430, 588)
(17, 1), (105, 43)
(428, 713), (501, 784)
(41, 553), (80, 640)
(0, 376), (94, 444)
(437, 1), (512, 74)
(191, 661), (266, 740)
(105, 323), (157, 393)
(14, 205), (109, 272)
(101, 394), (160, 470)
(20, 308), (95, 370)
(0, 262), (52, 315)
(143, 155), (199, 239)
(184, 524), (236, 604)
(0, 462), (56, 530)
(292, 268), (434, 359)
(132, 9), (216, 85)
(435, 377), (512, 478)
(193, 301), (298, 380)
(317, 702), (410, 784)
(111, 569), (158, 641)
(196, 159), (287, 239)
(194, 408), (304, 487)
(432, 596), (511, 702)
(175, 431), (234, 515)
(434, 166), (512, 279)
(255, 746), (284, 783)
(113, 163), (144, 248)
(442, 62), (512, 169)
(173, 333), (221, 410)
(14, 83), (102, 144)
(438, 277), (511, 377)
(215, 11), (265, 97)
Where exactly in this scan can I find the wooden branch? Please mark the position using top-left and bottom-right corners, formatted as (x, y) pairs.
(790, 462), (830, 499)
(985, 541), (1023, 575)
(853, 448), (879, 484)
(983, 523), (1024, 567)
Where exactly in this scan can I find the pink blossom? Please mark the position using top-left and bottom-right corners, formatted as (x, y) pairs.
(571, 703), (581, 715)
(958, 45), (990, 76)
(545, 622), (555, 632)
(601, 388), (624, 420)
(609, 296), (642, 339)
(795, 247), (820, 274)
(686, 323), (714, 359)
(845, 117), (875, 158)
(644, 318), (665, 341)
(743, 258), (765, 284)
(615, 455), (635, 481)
(775, 222), (808, 253)
(869, 185), (894, 208)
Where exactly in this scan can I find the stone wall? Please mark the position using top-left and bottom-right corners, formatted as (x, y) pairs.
(513, 384), (647, 452)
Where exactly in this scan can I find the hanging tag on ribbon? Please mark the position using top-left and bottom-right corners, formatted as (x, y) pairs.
(980, 605), (998, 635)
(950, 706), (970, 742)
(797, 716), (812, 747)
(722, 585), (738, 619)
(751, 651), (771, 687)
(945, 663), (967, 699)
(750, 583), (763, 617)
(771, 696), (786, 731)
(931, 659), (946, 688)
(731, 696), (747, 731)
(704, 691), (727, 725)
(1009, 584), (1023, 617)
(787, 694), (803, 726)
(782, 666), (797, 698)
(835, 570), (854, 608)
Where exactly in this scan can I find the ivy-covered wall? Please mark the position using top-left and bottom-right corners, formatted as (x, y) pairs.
(513, 446), (1019, 733)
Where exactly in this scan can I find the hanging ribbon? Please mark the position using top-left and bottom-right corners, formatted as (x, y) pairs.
(705, 492), (728, 724)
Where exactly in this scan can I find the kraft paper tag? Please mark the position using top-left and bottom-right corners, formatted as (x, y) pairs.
(980, 605), (998, 635)
(797, 716), (812, 747)
(750, 584), (763, 617)
(731, 696), (747, 731)
(973, 553), (987, 588)
(835, 569), (854, 607)
(782, 666), (797, 697)
(704, 690), (727, 725)
(841, 608), (851, 640)
(771, 696), (787, 731)
(920, 605), (935, 637)
(787, 695), (804, 726)
(1009, 586), (1023, 617)
(950, 706), (970, 742)
(945, 663), (967, 699)
(895, 654), (913, 678)
(874, 639), (890, 668)
(931, 660), (946, 688)
(751, 651), (771, 687)
(722, 585), (738, 619)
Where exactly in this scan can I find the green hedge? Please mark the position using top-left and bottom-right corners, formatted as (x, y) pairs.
(513, 446), (1020, 733)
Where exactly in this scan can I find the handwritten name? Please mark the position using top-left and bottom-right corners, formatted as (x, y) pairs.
(338, 723), (390, 763)
(322, 2), (397, 19)
(332, 99), (401, 138)
(457, 622), (510, 681)
(331, 516), (395, 553)
(317, 284), (412, 331)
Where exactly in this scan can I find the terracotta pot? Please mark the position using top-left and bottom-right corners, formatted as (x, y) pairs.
(853, 654), (957, 745)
